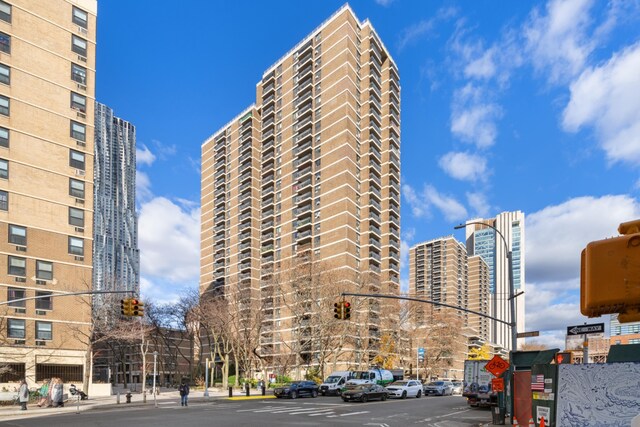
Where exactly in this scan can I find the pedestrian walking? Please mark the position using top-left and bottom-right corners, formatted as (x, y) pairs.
(179, 379), (190, 407)
(52, 378), (64, 408)
(36, 379), (50, 407)
(18, 379), (29, 410)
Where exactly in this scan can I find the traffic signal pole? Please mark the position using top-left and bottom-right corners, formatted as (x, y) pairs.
(0, 289), (135, 306)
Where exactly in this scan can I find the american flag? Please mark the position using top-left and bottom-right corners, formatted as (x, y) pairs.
(531, 374), (545, 391)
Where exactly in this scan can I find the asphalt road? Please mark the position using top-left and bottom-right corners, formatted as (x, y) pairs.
(0, 394), (492, 427)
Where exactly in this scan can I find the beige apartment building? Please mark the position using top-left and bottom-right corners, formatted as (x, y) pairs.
(201, 5), (400, 372)
(409, 237), (491, 378)
(0, 0), (96, 385)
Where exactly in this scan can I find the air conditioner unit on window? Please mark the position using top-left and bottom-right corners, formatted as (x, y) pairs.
(14, 308), (26, 314)
(75, 227), (84, 233)
(36, 310), (46, 316)
(36, 280), (47, 285)
(76, 141), (86, 147)
(15, 245), (26, 252)
(36, 341), (46, 346)
(15, 277), (26, 282)
(77, 112), (86, 119)
(78, 55), (87, 63)
(75, 256), (84, 261)
(75, 198), (85, 204)
(77, 83), (87, 91)
(14, 340), (25, 345)
(75, 169), (85, 176)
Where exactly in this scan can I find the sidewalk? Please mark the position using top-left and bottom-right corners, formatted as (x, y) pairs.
(0, 387), (273, 420)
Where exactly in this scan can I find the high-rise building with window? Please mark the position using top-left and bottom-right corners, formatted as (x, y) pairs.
(93, 102), (139, 308)
(463, 211), (526, 351)
(0, 0), (97, 384)
(200, 5), (400, 370)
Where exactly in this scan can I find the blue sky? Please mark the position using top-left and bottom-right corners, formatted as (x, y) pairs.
(96, 0), (640, 348)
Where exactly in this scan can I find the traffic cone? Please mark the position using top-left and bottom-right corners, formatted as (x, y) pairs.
(512, 416), (519, 426)
(528, 417), (535, 427)
(540, 417), (546, 427)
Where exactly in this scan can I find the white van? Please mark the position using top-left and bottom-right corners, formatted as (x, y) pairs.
(346, 368), (394, 388)
(319, 371), (353, 396)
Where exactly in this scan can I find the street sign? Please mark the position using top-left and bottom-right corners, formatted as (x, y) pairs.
(491, 377), (504, 392)
(517, 331), (540, 338)
(566, 323), (604, 336)
(485, 355), (510, 377)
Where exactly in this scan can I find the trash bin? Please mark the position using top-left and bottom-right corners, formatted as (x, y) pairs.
(491, 405), (506, 425)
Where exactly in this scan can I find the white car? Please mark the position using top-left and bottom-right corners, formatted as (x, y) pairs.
(385, 380), (422, 399)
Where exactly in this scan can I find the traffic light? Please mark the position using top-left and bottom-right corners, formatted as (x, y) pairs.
(131, 299), (144, 317)
(334, 302), (343, 319)
(581, 219), (640, 323)
(120, 298), (132, 316)
(555, 351), (572, 364)
(343, 301), (351, 320)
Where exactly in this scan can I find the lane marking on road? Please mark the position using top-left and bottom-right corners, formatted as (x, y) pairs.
(417, 408), (472, 423)
(286, 407), (337, 414)
(301, 402), (343, 406)
(307, 410), (337, 416)
(339, 410), (369, 417)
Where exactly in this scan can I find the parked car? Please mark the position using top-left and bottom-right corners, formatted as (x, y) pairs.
(385, 380), (422, 399)
(341, 384), (388, 403)
(273, 381), (319, 399)
(451, 380), (463, 395)
(423, 380), (454, 396)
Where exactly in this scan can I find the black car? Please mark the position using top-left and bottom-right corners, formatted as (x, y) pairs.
(273, 381), (319, 399)
(341, 384), (388, 403)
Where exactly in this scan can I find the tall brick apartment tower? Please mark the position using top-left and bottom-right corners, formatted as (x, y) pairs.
(201, 5), (400, 372)
(0, 0), (97, 384)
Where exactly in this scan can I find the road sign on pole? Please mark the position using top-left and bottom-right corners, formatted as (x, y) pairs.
(517, 331), (540, 338)
(485, 355), (510, 377)
(566, 323), (604, 336)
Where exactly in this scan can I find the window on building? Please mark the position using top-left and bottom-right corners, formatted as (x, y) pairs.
(71, 63), (86, 84)
(69, 150), (85, 170)
(0, 95), (9, 116)
(8, 224), (26, 245)
(70, 121), (86, 141)
(35, 292), (52, 310)
(0, 1), (10, 23)
(68, 237), (84, 256)
(71, 35), (87, 57)
(0, 158), (7, 178)
(7, 319), (25, 339)
(0, 189), (7, 210)
(36, 260), (53, 280)
(70, 92), (86, 112)
(72, 6), (88, 28)
(7, 287), (25, 308)
(69, 207), (84, 227)
(69, 178), (85, 198)
(0, 126), (8, 147)
(0, 32), (10, 54)
(36, 322), (52, 340)
(0, 63), (9, 85)
(8, 256), (26, 276)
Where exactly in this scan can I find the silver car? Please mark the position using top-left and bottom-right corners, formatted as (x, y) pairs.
(451, 380), (463, 395)
(423, 380), (454, 396)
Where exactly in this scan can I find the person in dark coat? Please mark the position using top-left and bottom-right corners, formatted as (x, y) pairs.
(52, 378), (64, 407)
(18, 379), (29, 410)
(179, 379), (190, 407)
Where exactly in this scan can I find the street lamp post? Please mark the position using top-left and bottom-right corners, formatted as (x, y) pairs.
(204, 358), (210, 397)
(455, 222), (517, 422)
(152, 351), (158, 408)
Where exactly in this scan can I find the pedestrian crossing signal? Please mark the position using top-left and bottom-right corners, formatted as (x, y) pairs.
(555, 351), (572, 364)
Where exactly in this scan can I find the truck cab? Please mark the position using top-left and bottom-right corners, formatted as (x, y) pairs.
(319, 371), (353, 396)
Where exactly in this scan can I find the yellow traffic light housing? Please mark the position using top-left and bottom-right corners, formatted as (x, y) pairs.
(131, 299), (144, 317)
(343, 301), (351, 320)
(120, 298), (132, 316)
(581, 219), (640, 323)
(334, 302), (343, 319)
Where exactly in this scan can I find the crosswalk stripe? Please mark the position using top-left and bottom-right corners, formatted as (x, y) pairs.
(288, 408), (336, 415)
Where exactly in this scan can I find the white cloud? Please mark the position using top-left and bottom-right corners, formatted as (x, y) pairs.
(400, 239), (410, 270)
(438, 151), (488, 182)
(375, 0), (395, 7)
(451, 84), (502, 148)
(138, 197), (200, 283)
(136, 144), (156, 166)
(562, 42), (640, 165)
(424, 185), (468, 222)
(403, 183), (468, 222)
(398, 7), (458, 51)
(466, 192), (491, 217)
(527, 195), (640, 283)
(140, 276), (182, 305)
(402, 183), (429, 218)
(524, 0), (595, 84)
(136, 171), (152, 202)
(464, 46), (497, 79)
